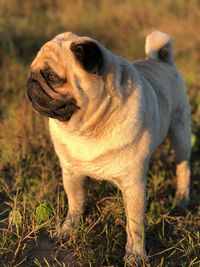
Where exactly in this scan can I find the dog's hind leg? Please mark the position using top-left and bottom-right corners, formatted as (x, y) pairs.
(169, 106), (191, 207)
(175, 160), (191, 207)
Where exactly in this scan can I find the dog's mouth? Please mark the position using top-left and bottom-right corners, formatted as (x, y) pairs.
(31, 96), (79, 122)
(26, 76), (79, 122)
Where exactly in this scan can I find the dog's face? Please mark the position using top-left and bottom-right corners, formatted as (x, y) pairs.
(26, 32), (105, 122)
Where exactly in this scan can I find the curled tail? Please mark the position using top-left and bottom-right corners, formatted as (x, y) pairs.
(145, 31), (174, 64)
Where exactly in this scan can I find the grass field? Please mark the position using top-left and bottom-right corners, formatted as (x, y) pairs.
(0, 0), (200, 266)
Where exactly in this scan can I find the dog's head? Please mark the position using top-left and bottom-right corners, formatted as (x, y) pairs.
(26, 32), (106, 122)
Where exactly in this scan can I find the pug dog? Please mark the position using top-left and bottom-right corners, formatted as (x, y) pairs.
(26, 31), (191, 263)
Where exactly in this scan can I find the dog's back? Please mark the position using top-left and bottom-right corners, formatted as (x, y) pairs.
(132, 32), (190, 152)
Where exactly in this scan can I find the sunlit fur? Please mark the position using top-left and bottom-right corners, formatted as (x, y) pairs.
(29, 31), (191, 263)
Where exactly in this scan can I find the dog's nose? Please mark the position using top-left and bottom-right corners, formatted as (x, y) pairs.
(27, 72), (36, 91)
(26, 72), (39, 102)
(28, 71), (37, 83)
(26, 83), (33, 102)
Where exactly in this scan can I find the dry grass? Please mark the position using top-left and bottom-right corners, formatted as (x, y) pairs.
(0, 1), (200, 266)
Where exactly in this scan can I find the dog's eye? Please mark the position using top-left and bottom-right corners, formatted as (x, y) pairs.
(47, 73), (59, 82)
(41, 69), (66, 85)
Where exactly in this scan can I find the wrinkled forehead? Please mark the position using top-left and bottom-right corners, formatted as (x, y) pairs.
(30, 32), (97, 73)
(53, 32), (79, 42)
(31, 32), (89, 67)
(31, 41), (69, 71)
(53, 32), (94, 44)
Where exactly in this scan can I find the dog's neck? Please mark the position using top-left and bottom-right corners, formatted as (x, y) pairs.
(57, 92), (120, 137)
(54, 56), (144, 139)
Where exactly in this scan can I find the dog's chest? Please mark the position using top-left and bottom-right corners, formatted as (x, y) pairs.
(49, 119), (135, 179)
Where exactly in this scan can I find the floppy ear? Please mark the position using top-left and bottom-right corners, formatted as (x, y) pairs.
(70, 41), (104, 75)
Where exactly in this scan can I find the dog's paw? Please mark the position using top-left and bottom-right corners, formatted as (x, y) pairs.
(53, 214), (83, 240)
(53, 223), (71, 240)
(175, 193), (189, 210)
(123, 251), (147, 266)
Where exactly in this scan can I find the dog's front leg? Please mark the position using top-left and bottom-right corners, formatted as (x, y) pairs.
(120, 166), (147, 264)
(57, 170), (85, 239)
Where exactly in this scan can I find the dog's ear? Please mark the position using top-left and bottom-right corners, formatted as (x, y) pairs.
(70, 41), (104, 75)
